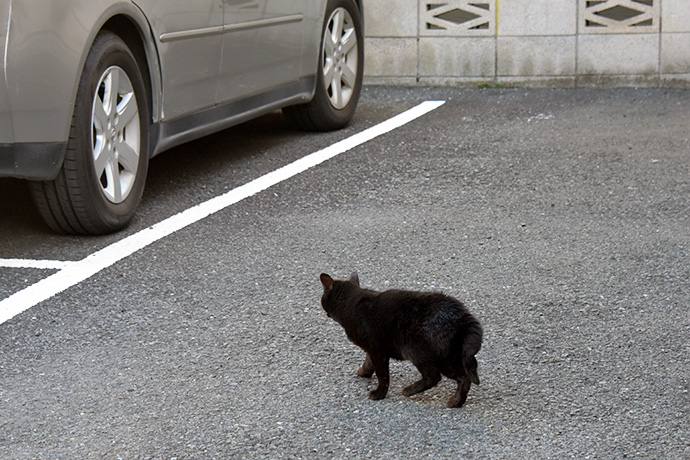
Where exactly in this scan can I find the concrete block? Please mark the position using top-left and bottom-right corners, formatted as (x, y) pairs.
(364, 0), (418, 37)
(661, 73), (690, 87)
(577, 74), (660, 87)
(498, 36), (576, 76)
(418, 76), (492, 86)
(498, 0), (576, 36)
(497, 76), (576, 88)
(363, 38), (417, 77)
(419, 37), (495, 77)
(364, 76), (419, 86)
(578, 34), (658, 75)
(663, 0), (690, 33)
(661, 33), (690, 74)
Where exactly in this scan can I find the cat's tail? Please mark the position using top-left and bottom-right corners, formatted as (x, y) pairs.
(460, 321), (483, 385)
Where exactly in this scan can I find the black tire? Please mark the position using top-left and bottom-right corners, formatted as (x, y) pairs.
(30, 31), (149, 235)
(283, 0), (364, 131)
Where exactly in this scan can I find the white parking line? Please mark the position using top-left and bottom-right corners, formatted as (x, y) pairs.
(0, 100), (445, 325)
(0, 259), (76, 270)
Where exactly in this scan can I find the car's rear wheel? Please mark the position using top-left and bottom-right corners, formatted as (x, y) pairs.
(283, 0), (363, 131)
(30, 31), (149, 235)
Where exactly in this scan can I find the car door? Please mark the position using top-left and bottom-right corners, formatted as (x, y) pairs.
(134, 0), (223, 120)
(216, 0), (309, 104)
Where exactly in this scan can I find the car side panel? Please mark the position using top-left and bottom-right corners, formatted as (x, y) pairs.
(4, 1), (92, 143)
(0, 3), (13, 142)
(216, 0), (316, 104)
(133, 0), (223, 120)
(299, 0), (329, 83)
(2, 0), (155, 144)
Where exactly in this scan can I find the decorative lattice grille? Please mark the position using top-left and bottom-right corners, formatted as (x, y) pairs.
(421, 1), (495, 36)
(581, 0), (659, 33)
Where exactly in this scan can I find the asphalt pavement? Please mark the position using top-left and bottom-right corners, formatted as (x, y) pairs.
(1, 87), (689, 459)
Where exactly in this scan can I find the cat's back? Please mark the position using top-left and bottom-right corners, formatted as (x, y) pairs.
(377, 288), (463, 310)
(376, 288), (476, 327)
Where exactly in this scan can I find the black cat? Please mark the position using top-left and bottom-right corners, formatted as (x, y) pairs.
(320, 273), (483, 408)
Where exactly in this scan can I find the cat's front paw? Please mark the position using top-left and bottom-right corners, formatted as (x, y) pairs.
(368, 388), (387, 400)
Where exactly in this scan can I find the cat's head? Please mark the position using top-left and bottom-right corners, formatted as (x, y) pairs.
(319, 272), (360, 318)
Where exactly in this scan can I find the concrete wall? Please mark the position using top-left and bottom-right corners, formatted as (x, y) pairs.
(363, 0), (690, 87)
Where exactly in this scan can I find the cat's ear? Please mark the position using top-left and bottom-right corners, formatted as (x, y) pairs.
(349, 272), (360, 286)
(320, 273), (334, 291)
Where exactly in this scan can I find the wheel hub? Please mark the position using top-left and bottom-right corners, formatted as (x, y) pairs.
(92, 65), (140, 204)
(323, 7), (358, 110)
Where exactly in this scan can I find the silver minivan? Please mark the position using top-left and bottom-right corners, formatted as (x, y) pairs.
(0, 0), (364, 234)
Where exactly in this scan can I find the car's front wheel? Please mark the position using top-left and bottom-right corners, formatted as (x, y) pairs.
(283, 0), (364, 131)
(30, 31), (149, 235)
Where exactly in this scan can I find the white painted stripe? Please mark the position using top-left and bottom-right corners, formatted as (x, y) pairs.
(0, 259), (75, 270)
(0, 100), (445, 325)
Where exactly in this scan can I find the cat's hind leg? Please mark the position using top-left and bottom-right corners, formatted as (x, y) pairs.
(441, 356), (473, 407)
(357, 353), (375, 377)
(447, 377), (472, 408)
(402, 364), (441, 397)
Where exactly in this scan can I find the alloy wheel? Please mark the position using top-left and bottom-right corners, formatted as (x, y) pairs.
(91, 65), (141, 204)
(322, 7), (359, 110)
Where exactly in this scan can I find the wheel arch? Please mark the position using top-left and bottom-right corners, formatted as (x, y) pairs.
(100, 14), (162, 128)
(353, 0), (364, 27)
(67, 4), (163, 155)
